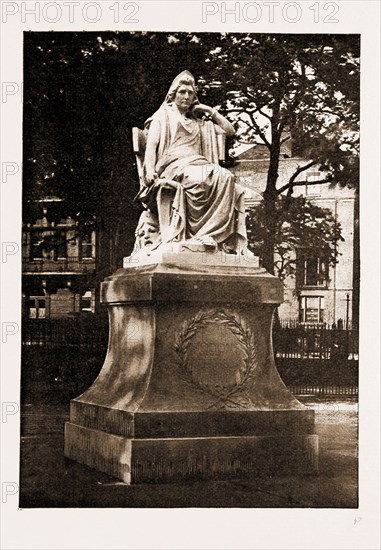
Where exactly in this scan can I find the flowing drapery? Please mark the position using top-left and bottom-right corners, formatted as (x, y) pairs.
(145, 103), (247, 248)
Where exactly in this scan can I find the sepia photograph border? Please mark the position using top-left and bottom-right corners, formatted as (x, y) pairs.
(1, 1), (380, 549)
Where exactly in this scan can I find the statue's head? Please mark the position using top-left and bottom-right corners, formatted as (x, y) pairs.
(165, 70), (198, 107)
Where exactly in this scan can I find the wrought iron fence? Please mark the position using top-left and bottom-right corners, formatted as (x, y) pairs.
(23, 256), (96, 273)
(21, 317), (358, 399)
(22, 317), (358, 361)
(22, 316), (109, 350)
(273, 324), (359, 361)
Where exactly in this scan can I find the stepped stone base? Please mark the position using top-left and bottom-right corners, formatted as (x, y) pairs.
(65, 421), (318, 484)
(64, 251), (319, 484)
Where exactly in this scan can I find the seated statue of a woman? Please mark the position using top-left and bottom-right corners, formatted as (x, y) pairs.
(132, 70), (248, 257)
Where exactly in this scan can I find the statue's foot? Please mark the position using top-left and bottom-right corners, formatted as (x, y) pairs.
(220, 242), (237, 255)
(199, 236), (216, 246)
(196, 237), (217, 251)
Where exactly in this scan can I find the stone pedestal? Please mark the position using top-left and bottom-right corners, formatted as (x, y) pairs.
(65, 251), (318, 484)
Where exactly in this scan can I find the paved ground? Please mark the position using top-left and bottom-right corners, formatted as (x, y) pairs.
(19, 396), (358, 508)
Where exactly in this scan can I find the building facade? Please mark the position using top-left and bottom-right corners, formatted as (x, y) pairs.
(231, 143), (358, 328)
(22, 198), (112, 319)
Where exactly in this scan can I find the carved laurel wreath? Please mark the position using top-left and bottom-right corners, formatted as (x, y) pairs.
(174, 309), (258, 410)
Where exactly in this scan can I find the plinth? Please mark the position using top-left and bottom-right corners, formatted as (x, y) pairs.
(65, 249), (318, 483)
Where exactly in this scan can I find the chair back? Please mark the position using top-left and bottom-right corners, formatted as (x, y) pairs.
(216, 133), (226, 162)
(132, 127), (148, 185)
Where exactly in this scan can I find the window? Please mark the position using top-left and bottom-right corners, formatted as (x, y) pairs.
(296, 251), (329, 288)
(30, 231), (46, 260)
(30, 230), (67, 260)
(56, 231), (67, 259)
(28, 297), (46, 319)
(80, 231), (94, 259)
(299, 296), (324, 324)
(81, 290), (93, 313)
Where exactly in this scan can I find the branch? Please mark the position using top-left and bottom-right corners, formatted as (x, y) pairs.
(258, 108), (272, 120)
(248, 111), (271, 149)
(278, 177), (332, 195)
(340, 140), (360, 151)
(314, 91), (331, 104)
(245, 90), (259, 103)
(276, 160), (316, 195)
(226, 106), (271, 118)
(244, 91), (270, 111)
(287, 159), (316, 182)
(226, 108), (258, 113)
(306, 108), (341, 117)
(239, 119), (255, 132)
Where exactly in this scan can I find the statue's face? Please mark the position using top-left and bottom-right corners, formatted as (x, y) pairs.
(174, 84), (195, 112)
(136, 212), (159, 247)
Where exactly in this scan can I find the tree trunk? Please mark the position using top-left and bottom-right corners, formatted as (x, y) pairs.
(262, 188), (277, 274)
(262, 124), (281, 274)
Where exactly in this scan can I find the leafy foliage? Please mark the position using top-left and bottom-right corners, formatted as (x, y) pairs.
(23, 32), (359, 271)
(23, 31), (217, 261)
(247, 196), (344, 281)
(203, 34), (360, 187)
(199, 33), (359, 271)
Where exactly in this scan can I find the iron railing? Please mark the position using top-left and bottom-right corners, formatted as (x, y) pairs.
(22, 317), (358, 360)
(273, 324), (358, 360)
(23, 256), (96, 274)
(22, 316), (108, 350)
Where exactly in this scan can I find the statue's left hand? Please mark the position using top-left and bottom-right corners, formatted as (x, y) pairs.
(191, 102), (214, 117)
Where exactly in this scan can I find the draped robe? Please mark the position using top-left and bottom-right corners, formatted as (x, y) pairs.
(144, 104), (247, 249)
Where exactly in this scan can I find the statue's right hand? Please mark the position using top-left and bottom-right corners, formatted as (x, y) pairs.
(145, 171), (158, 186)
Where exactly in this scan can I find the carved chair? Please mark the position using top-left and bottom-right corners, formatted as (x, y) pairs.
(132, 126), (227, 246)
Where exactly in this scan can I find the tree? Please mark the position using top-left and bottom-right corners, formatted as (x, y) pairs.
(246, 196), (343, 282)
(23, 32), (359, 273)
(23, 31), (215, 265)
(202, 34), (360, 272)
